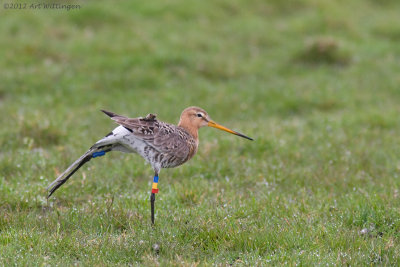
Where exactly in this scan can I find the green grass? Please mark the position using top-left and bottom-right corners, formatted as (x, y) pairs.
(1, 0), (400, 265)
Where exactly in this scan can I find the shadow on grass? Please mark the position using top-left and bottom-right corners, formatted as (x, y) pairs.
(373, 24), (400, 41)
(295, 37), (351, 66)
(278, 97), (342, 116)
(18, 121), (65, 148)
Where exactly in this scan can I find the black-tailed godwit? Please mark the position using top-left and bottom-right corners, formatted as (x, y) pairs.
(47, 106), (253, 224)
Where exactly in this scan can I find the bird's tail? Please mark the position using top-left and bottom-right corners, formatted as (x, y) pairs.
(46, 145), (111, 198)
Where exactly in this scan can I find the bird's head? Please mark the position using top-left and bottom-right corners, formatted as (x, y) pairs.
(179, 106), (253, 140)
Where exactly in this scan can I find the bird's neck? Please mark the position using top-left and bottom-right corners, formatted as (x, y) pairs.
(178, 120), (199, 141)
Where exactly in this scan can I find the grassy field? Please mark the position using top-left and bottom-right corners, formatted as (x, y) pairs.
(1, 0), (400, 265)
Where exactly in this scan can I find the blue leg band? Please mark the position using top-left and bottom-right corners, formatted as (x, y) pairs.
(92, 151), (106, 158)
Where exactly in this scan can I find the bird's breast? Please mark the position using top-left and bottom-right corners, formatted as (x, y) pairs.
(158, 140), (198, 169)
(186, 140), (198, 161)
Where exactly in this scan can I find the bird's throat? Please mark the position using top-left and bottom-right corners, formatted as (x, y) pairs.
(178, 122), (199, 141)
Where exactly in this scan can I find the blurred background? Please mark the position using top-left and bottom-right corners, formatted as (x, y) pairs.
(1, 0), (400, 265)
(1, 0), (399, 144)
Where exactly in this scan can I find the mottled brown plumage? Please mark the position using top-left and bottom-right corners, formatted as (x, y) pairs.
(101, 107), (204, 170)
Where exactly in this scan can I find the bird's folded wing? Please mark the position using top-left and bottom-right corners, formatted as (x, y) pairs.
(110, 116), (191, 159)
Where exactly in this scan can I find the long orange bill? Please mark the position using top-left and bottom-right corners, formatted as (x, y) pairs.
(208, 120), (253, 141)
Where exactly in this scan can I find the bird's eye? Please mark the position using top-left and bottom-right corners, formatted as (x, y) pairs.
(197, 113), (202, 118)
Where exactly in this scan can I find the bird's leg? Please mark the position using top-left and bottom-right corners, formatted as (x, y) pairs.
(150, 173), (159, 225)
(150, 193), (155, 224)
